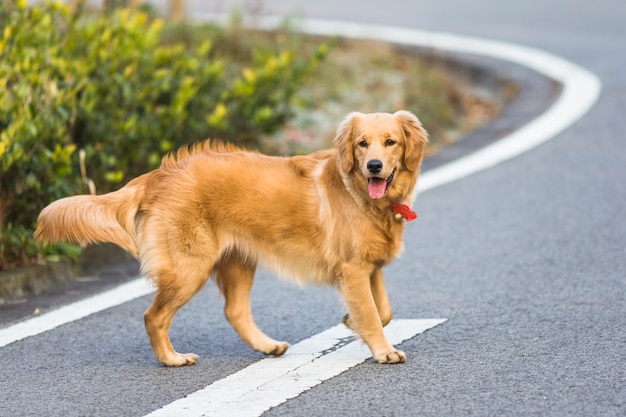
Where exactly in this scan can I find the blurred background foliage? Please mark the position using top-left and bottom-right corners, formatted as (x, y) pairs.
(0, 0), (494, 271)
(0, 0), (329, 269)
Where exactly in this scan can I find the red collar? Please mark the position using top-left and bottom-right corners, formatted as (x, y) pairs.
(390, 203), (417, 222)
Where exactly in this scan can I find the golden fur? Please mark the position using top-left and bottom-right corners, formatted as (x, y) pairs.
(34, 111), (428, 366)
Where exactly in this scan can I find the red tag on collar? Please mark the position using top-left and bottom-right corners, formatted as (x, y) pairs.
(390, 203), (418, 221)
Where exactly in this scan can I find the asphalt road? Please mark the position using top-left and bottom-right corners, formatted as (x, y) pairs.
(1, 1), (625, 416)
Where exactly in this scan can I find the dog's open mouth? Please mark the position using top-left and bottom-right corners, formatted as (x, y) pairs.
(367, 169), (395, 199)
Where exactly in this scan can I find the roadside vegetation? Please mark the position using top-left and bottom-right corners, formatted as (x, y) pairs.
(0, 0), (498, 273)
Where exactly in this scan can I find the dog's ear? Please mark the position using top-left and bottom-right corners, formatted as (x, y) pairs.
(395, 110), (429, 172)
(334, 112), (363, 174)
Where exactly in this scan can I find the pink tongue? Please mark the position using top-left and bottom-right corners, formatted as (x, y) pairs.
(368, 178), (387, 199)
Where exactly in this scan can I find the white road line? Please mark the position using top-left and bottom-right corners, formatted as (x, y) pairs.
(0, 20), (599, 355)
(144, 319), (446, 417)
(0, 278), (154, 347)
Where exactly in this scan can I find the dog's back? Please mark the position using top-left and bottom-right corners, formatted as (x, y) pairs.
(33, 140), (242, 256)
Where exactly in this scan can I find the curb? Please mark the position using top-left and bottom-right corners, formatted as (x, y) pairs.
(418, 49), (561, 172)
(0, 245), (139, 324)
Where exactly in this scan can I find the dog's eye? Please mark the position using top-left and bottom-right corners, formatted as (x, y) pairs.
(358, 140), (368, 148)
(385, 139), (396, 146)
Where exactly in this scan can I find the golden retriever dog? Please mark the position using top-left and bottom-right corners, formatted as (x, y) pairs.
(34, 110), (428, 366)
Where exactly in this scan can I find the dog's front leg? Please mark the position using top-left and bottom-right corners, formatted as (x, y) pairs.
(343, 268), (393, 330)
(370, 268), (393, 326)
(338, 263), (405, 364)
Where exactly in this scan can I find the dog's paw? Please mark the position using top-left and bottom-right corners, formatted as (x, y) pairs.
(162, 352), (198, 367)
(374, 349), (406, 364)
(266, 341), (289, 357)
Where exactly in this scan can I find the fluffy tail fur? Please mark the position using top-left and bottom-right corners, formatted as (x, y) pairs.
(34, 174), (147, 258)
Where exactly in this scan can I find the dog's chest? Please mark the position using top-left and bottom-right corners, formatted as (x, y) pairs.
(354, 218), (404, 266)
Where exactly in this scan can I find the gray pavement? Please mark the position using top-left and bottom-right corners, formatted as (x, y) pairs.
(1, 1), (624, 416)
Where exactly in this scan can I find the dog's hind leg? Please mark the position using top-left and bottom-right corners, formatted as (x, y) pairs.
(215, 251), (289, 356)
(144, 259), (212, 367)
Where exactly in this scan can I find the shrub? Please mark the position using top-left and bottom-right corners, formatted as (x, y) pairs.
(0, 0), (328, 269)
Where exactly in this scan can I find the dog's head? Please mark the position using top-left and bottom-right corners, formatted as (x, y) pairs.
(334, 110), (428, 202)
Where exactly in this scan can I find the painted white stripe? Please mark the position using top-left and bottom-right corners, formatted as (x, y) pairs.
(144, 319), (446, 417)
(0, 19), (600, 352)
(0, 278), (154, 347)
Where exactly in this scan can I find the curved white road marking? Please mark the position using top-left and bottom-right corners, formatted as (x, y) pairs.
(0, 21), (601, 416)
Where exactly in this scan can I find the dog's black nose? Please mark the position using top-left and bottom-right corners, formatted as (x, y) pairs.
(367, 159), (383, 174)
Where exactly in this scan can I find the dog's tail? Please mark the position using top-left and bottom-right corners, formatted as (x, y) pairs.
(34, 174), (148, 258)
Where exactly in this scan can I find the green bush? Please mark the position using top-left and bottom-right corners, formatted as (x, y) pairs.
(0, 0), (328, 270)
